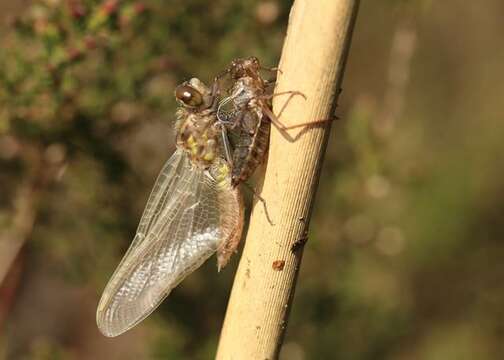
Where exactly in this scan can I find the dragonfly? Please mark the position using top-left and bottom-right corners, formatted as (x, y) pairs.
(96, 78), (244, 337)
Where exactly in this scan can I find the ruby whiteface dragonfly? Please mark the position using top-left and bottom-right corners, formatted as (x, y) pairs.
(96, 78), (244, 337)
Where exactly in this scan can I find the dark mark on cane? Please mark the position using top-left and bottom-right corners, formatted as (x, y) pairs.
(291, 232), (308, 253)
(272, 260), (285, 271)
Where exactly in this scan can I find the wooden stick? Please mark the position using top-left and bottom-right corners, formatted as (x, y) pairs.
(216, 0), (360, 358)
(0, 152), (41, 285)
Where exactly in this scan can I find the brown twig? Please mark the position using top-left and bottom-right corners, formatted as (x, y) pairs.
(0, 143), (65, 286)
(216, 1), (360, 358)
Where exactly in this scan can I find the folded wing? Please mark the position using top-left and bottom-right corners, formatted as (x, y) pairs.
(97, 149), (242, 337)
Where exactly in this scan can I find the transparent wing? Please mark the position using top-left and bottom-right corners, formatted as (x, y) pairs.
(96, 149), (242, 337)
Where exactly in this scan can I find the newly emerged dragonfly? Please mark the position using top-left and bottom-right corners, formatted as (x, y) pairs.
(96, 78), (244, 337)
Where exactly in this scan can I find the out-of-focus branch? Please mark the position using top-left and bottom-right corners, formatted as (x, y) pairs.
(0, 143), (65, 285)
(0, 180), (37, 284)
(216, 1), (359, 358)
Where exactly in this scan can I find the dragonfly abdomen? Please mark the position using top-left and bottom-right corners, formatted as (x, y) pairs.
(231, 115), (270, 187)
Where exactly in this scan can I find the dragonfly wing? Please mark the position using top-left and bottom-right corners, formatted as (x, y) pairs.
(97, 150), (242, 337)
(131, 148), (186, 253)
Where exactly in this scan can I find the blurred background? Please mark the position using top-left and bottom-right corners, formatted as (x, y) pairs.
(1, 0), (503, 359)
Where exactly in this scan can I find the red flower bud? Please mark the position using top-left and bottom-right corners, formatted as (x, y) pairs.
(102, 0), (119, 16)
(133, 2), (146, 14)
(68, 0), (86, 19)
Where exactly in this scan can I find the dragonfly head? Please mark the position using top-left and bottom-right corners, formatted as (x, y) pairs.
(175, 78), (213, 110)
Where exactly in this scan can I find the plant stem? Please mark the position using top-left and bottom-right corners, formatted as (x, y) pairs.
(216, 0), (360, 358)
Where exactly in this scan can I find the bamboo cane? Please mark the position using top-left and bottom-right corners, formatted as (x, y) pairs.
(216, 0), (360, 358)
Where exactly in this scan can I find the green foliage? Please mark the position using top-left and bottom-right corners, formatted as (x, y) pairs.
(1, 0), (290, 358)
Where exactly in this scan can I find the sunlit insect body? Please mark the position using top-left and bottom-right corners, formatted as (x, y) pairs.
(217, 57), (275, 187)
(96, 78), (244, 337)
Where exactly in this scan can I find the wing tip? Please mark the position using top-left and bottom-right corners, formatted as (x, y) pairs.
(96, 300), (132, 338)
(96, 310), (122, 338)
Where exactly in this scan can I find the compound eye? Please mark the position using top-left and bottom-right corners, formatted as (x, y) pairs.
(175, 85), (203, 107)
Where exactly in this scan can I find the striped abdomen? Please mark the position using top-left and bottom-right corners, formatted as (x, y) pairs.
(231, 112), (270, 187)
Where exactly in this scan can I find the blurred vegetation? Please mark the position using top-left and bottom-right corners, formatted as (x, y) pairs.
(1, 0), (504, 359)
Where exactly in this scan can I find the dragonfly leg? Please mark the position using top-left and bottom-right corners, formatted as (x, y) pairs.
(242, 181), (274, 226)
(212, 120), (234, 166)
(260, 65), (282, 75)
(260, 92), (334, 131)
(209, 77), (223, 109)
(258, 90), (305, 119)
(220, 126), (233, 166)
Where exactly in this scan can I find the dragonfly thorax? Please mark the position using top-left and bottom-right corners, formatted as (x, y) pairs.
(176, 108), (220, 168)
